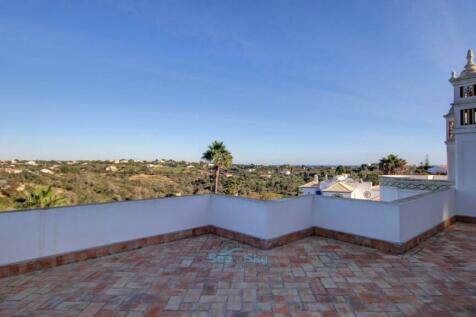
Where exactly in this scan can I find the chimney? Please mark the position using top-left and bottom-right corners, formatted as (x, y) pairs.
(314, 175), (319, 184)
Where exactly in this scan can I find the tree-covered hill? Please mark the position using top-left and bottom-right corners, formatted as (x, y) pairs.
(0, 158), (429, 211)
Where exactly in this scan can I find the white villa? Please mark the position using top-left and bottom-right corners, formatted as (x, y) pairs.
(299, 174), (379, 200)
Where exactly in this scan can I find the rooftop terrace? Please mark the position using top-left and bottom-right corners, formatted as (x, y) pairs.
(0, 223), (475, 316)
(0, 190), (474, 316)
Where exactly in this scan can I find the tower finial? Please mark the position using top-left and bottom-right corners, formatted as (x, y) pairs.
(467, 49), (474, 66)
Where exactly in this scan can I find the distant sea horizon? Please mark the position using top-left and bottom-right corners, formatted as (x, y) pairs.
(0, 159), (446, 167)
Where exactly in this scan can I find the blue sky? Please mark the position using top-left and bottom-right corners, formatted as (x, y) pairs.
(0, 0), (474, 165)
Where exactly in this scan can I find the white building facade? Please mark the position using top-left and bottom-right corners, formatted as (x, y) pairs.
(447, 49), (476, 218)
(379, 50), (476, 219)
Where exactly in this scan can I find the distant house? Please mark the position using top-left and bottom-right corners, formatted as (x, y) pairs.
(106, 166), (118, 172)
(321, 182), (355, 198)
(299, 174), (379, 200)
(26, 161), (37, 166)
(40, 169), (55, 175)
(299, 175), (321, 195)
(427, 165), (447, 175)
(4, 168), (23, 174)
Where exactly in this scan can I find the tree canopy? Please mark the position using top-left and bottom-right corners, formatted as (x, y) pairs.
(202, 141), (233, 193)
(378, 154), (407, 175)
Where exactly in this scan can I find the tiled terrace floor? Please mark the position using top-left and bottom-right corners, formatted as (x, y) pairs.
(1, 224), (475, 317)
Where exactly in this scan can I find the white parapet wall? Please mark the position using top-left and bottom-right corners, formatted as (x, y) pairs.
(0, 190), (459, 267)
(266, 195), (314, 239)
(0, 195), (211, 266)
(210, 195), (314, 240)
(210, 195), (268, 238)
(397, 189), (455, 242)
(313, 196), (401, 243)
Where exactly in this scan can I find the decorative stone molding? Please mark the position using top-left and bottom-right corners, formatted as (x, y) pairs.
(379, 176), (454, 191)
(450, 48), (476, 81)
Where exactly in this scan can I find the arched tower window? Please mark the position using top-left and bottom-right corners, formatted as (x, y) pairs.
(461, 108), (476, 126)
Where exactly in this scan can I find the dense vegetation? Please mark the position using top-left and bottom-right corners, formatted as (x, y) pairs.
(0, 154), (436, 211)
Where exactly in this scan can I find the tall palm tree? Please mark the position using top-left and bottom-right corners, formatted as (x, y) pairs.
(379, 154), (407, 175)
(202, 141), (233, 193)
(14, 185), (67, 209)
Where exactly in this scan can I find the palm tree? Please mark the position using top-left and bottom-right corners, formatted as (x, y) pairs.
(14, 186), (67, 209)
(379, 154), (407, 175)
(202, 141), (233, 193)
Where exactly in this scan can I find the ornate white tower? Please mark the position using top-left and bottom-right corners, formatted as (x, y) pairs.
(447, 49), (476, 216)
